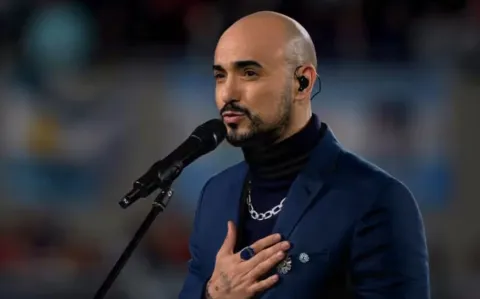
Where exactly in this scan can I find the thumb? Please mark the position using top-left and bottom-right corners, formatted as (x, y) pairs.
(220, 221), (237, 254)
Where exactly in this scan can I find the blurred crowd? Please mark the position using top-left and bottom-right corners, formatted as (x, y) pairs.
(1, 0), (479, 60)
(0, 0), (479, 298)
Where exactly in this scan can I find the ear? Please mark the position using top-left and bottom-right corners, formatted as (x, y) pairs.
(294, 64), (317, 102)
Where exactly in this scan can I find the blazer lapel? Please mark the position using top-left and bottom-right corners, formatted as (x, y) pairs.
(224, 162), (249, 229)
(218, 162), (251, 253)
(271, 173), (325, 239)
(271, 124), (342, 240)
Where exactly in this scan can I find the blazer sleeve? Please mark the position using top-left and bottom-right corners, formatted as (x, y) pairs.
(178, 178), (213, 299)
(350, 180), (431, 299)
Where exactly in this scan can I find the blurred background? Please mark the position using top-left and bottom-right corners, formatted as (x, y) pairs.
(0, 0), (478, 298)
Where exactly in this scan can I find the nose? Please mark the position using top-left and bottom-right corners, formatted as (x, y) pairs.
(217, 76), (241, 106)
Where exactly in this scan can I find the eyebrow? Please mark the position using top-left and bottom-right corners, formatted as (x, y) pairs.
(213, 60), (264, 72)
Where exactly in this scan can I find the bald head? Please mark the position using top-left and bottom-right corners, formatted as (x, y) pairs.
(219, 11), (317, 71)
(214, 12), (317, 147)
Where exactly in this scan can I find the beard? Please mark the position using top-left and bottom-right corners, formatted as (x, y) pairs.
(223, 89), (292, 148)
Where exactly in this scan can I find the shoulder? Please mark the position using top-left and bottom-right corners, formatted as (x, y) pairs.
(333, 151), (426, 248)
(334, 150), (417, 211)
(199, 161), (248, 196)
(204, 161), (247, 186)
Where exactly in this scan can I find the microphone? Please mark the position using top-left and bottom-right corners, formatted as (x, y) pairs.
(119, 119), (227, 209)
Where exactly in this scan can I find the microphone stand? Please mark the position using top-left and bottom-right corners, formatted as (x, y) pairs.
(93, 166), (179, 299)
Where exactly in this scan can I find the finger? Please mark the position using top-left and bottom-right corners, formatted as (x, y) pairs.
(247, 250), (286, 279)
(248, 233), (282, 254)
(247, 274), (279, 294)
(219, 221), (237, 255)
(244, 241), (290, 268)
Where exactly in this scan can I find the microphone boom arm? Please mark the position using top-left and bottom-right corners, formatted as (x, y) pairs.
(93, 119), (226, 298)
(94, 162), (185, 298)
(93, 185), (174, 299)
(119, 160), (184, 209)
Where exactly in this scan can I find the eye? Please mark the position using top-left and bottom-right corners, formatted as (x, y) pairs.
(214, 73), (225, 79)
(244, 70), (257, 77)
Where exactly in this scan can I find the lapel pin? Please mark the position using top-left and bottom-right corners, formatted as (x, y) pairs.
(299, 253), (310, 263)
(277, 256), (292, 274)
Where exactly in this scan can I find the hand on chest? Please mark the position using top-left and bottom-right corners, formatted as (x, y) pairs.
(201, 181), (361, 297)
(204, 210), (348, 298)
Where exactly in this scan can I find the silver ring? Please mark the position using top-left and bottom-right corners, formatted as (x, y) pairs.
(239, 246), (255, 261)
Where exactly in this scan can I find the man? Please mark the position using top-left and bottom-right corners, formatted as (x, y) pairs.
(179, 11), (430, 299)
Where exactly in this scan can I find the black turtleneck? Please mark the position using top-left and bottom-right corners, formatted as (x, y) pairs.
(239, 114), (324, 248)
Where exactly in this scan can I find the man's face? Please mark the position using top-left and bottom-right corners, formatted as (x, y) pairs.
(213, 28), (293, 147)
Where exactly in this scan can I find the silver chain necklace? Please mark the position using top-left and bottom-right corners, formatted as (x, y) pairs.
(246, 182), (286, 221)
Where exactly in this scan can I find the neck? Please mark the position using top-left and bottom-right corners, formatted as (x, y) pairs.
(242, 114), (322, 182)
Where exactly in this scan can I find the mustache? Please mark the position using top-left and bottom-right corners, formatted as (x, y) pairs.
(220, 102), (251, 118)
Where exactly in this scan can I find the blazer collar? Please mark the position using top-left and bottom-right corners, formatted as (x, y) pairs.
(227, 123), (342, 243)
(271, 123), (342, 239)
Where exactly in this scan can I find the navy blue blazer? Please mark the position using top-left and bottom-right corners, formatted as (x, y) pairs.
(179, 126), (430, 299)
